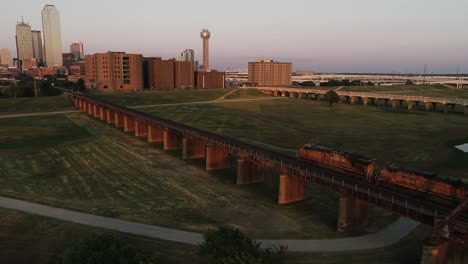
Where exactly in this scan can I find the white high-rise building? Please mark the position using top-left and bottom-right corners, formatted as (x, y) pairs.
(15, 19), (33, 62)
(42, 5), (63, 66)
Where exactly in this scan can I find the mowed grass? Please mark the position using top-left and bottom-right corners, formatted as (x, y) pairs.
(89, 89), (239, 106)
(0, 95), (75, 115)
(0, 112), (392, 239)
(0, 207), (437, 264)
(141, 98), (468, 179)
(340, 84), (468, 99)
(0, 208), (197, 264)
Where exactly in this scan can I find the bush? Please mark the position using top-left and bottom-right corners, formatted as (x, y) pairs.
(199, 226), (287, 264)
(325, 90), (340, 106)
(48, 233), (158, 264)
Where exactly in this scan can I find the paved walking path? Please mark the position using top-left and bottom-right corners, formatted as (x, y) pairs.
(0, 110), (79, 119)
(0, 196), (419, 252)
(131, 97), (284, 109)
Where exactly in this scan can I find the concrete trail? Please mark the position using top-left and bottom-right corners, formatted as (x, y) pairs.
(0, 196), (419, 252)
(131, 97), (284, 109)
(0, 110), (79, 119)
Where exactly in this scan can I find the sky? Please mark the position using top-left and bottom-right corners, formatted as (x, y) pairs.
(1, 0), (467, 73)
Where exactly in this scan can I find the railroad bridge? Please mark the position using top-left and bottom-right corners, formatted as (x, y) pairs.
(257, 87), (468, 115)
(70, 94), (468, 263)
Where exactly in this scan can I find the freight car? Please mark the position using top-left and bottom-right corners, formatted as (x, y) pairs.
(380, 163), (466, 202)
(298, 144), (377, 182)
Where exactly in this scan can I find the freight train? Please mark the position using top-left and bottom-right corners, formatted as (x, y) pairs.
(298, 144), (466, 202)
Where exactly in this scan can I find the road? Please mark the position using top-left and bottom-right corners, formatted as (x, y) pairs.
(0, 196), (419, 252)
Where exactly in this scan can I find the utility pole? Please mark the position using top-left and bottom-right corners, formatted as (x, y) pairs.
(423, 64), (427, 84)
(33, 78), (38, 97)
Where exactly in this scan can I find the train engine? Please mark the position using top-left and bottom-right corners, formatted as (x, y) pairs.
(298, 144), (377, 182)
(379, 163), (466, 202)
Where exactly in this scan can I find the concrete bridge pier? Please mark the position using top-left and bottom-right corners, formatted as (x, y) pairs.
(298, 92), (304, 99)
(99, 107), (106, 121)
(182, 138), (206, 160)
(237, 159), (265, 185)
(273, 91), (279, 97)
(408, 101), (414, 111)
(123, 115), (136, 133)
(87, 103), (93, 116)
(444, 104), (450, 114)
(106, 109), (114, 124)
(163, 130), (182, 150)
(421, 240), (465, 264)
(93, 105), (100, 118)
(363, 97), (369, 106)
(391, 100), (399, 109)
(206, 147), (230, 170)
(78, 100), (84, 111)
(350, 96), (357, 104)
(278, 175), (306, 204)
(426, 102), (433, 111)
(337, 195), (368, 232)
(148, 125), (164, 143)
(135, 120), (148, 137)
(114, 113), (124, 128)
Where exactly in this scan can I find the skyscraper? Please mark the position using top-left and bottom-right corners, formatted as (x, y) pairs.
(200, 29), (210, 70)
(31, 30), (44, 65)
(176, 49), (195, 62)
(0, 48), (12, 67)
(16, 19), (33, 63)
(42, 5), (63, 66)
(70, 42), (84, 60)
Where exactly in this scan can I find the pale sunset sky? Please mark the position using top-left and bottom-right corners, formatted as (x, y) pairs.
(1, 0), (467, 73)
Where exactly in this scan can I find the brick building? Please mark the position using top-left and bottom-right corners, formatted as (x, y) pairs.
(85, 52), (143, 92)
(248, 60), (292, 87)
(196, 70), (225, 89)
(144, 58), (194, 90)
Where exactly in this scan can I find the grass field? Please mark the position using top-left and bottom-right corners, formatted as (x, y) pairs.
(136, 97), (468, 180)
(0, 95), (75, 115)
(88, 89), (255, 106)
(340, 84), (468, 99)
(0, 208), (197, 264)
(0, 112), (397, 239)
(0, 207), (437, 264)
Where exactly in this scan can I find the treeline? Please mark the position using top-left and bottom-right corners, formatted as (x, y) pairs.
(0, 77), (86, 98)
(48, 226), (287, 264)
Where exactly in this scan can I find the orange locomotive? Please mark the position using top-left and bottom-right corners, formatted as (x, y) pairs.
(298, 144), (467, 202)
(298, 144), (377, 182)
(380, 163), (466, 202)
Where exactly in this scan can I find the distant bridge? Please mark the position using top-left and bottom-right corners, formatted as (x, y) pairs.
(256, 87), (468, 115)
(70, 94), (467, 263)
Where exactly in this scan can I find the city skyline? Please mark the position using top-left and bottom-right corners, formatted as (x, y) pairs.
(1, 0), (468, 73)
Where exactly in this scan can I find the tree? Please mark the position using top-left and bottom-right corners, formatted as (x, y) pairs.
(405, 79), (414, 85)
(48, 233), (158, 264)
(199, 226), (287, 264)
(75, 78), (86, 92)
(325, 90), (340, 107)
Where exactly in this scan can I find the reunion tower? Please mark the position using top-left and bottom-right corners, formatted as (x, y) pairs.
(200, 29), (210, 70)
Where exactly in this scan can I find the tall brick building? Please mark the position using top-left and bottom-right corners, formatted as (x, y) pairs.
(196, 70), (225, 89)
(248, 60), (292, 87)
(85, 52), (143, 92)
(144, 58), (194, 90)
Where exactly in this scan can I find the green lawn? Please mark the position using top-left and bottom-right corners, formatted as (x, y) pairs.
(0, 95), (75, 115)
(0, 207), (438, 264)
(88, 89), (239, 106)
(1, 113), (394, 239)
(139, 98), (468, 180)
(340, 84), (468, 99)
